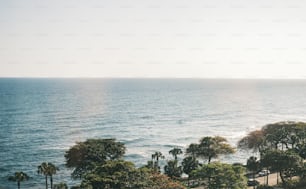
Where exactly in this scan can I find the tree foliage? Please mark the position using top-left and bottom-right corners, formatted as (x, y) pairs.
(164, 148), (183, 179)
(150, 151), (165, 173)
(164, 160), (182, 179)
(191, 162), (247, 189)
(186, 143), (199, 160)
(146, 173), (185, 189)
(169, 148), (183, 160)
(246, 156), (259, 180)
(81, 160), (185, 189)
(261, 149), (303, 186)
(65, 139), (126, 178)
(81, 160), (144, 189)
(182, 156), (199, 177)
(197, 136), (235, 163)
(239, 121), (306, 187)
(238, 121), (306, 155)
(238, 130), (265, 152)
(37, 162), (59, 189)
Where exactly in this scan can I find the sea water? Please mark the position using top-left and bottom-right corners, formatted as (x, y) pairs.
(1, 78), (306, 188)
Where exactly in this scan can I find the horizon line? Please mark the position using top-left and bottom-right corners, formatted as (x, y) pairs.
(1, 76), (306, 80)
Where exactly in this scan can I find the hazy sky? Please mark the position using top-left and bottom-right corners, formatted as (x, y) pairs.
(1, 0), (306, 78)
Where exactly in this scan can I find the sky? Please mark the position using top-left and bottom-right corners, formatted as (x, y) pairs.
(1, 0), (306, 78)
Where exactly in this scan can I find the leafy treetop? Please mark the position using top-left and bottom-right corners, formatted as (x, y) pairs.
(65, 138), (126, 178)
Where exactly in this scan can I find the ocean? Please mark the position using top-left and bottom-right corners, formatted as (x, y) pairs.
(1, 78), (306, 188)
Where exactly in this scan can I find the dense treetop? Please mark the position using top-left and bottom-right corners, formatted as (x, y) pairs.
(238, 121), (306, 155)
(65, 139), (126, 178)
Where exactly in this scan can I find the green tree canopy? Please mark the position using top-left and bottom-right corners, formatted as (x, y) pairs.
(238, 130), (265, 153)
(186, 143), (199, 160)
(182, 156), (199, 177)
(164, 160), (182, 179)
(81, 160), (142, 189)
(65, 138), (126, 178)
(261, 149), (303, 186)
(169, 147), (183, 160)
(145, 173), (185, 189)
(81, 160), (185, 189)
(246, 156), (259, 181)
(238, 121), (306, 155)
(191, 162), (247, 189)
(197, 136), (235, 163)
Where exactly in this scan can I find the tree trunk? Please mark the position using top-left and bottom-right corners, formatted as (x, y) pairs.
(18, 181), (20, 189)
(50, 175), (53, 189)
(45, 175), (48, 189)
(208, 157), (211, 164)
(187, 177), (189, 187)
(253, 172), (256, 189)
(279, 171), (286, 186)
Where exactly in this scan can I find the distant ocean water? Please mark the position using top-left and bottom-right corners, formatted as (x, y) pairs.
(1, 78), (306, 188)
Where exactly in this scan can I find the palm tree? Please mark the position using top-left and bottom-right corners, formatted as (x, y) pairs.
(38, 162), (49, 189)
(48, 163), (59, 189)
(38, 162), (59, 189)
(8, 171), (29, 189)
(169, 147), (183, 160)
(152, 151), (164, 172)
